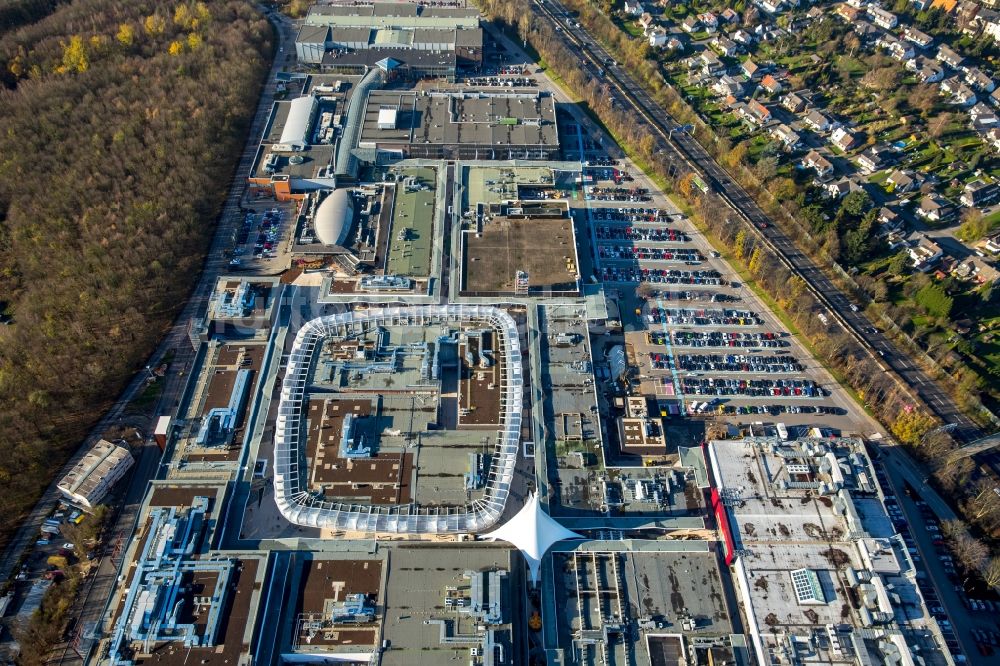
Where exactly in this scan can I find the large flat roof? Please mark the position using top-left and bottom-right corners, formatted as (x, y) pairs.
(321, 46), (456, 71)
(306, 3), (480, 29)
(463, 216), (579, 293)
(359, 90), (559, 148)
(57, 439), (133, 505)
(379, 545), (512, 666)
(707, 437), (947, 665)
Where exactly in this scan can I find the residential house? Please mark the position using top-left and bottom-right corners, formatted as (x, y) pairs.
(742, 59), (763, 79)
(878, 206), (904, 233)
(830, 127), (860, 152)
(930, 0), (958, 11)
(699, 50), (725, 75)
(782, 91), (807, 113)
(836, 4), (862, 22)
(639, 12), (656, 34)
(910, 0), (932, 10)
(908, 57), (945, 83)
(891, 41), (916, 62)
(991, 87), (1000, 106)
(804, 109), (833, 133)
(681, 16), (702, 33)
(982, 12), (1000, 40)
(887, 169), (919, 192)
(903, 26), (934, 47)
(857, 146), (890, 173)
(759, 0), (785, 13)
(713, 75), (745, 97)
(648, 27), (669, 48)
(771, 123), (803, 150)
(853, 20), (879, 40)
(983, 233), (1000, 255)
(720, 8), (739, 24)
(697, 12), (719, 32)
(960, 179), (1000, 206)
(803, 149), (835, 179)
(868, 6), (899, 29)
(907, 233), (945, 271)
(805, 6), (824, 21)
(921, 64), (946, 83)
(941, 75), (963, 95)
(825, 178), (863, 199)
(665, 35), (686, 51)
(917, 195), (955, 221)
(987, 126), (1000, 151)
(761, 26), (787, 42)
(970, 102), (999, 129)
(624, 0), (644, 16)
(953, 83), (979, 106)
(760, 73), (783, 94)
(712, 35), (738, 57)
(958, 1), (983, 35)
(936, 45), (965, 69)
(746, 99), (772, 125)
(732, 29), (755, 45)
(964, 67), (996, 92)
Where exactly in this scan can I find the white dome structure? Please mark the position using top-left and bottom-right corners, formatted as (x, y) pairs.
(315, 189), (354, 246)
(482, 492), (582, 583)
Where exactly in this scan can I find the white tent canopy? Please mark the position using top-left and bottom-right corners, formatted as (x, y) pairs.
(482, 492), (582, 583)
(279, 95), (318, 150)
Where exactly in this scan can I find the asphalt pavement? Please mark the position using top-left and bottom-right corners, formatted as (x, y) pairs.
(876, 445), (996, 662)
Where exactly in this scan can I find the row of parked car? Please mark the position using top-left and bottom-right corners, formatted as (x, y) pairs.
(584, 167), (634, 183)
(465, 76), (536, 87)
(644, 290), (737, 303)
(590, 207), (671, 223)
(703, 403), (840, 416)
(599, 267), (724, 284)
(585, 186), (651, 202)
(595, 225), (689, 242)
(675, 353), (803, 374)
(646, 307), (763, 327)
(599, 246), (703, 263)
(666, 330), (789, 348)
(681, 376), (824, 398)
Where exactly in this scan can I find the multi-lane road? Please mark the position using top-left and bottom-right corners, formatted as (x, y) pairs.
(531, 0), (981, 442)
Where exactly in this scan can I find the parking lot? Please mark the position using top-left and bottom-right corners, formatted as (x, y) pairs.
(228, 201), (297, 273)
(570, 160), (862, 430)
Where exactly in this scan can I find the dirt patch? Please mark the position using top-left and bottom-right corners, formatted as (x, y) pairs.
(821, 548), (851, 568)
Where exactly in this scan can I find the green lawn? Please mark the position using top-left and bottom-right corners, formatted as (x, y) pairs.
(620, 20), (644, 38)
(869, 170), (890, 186)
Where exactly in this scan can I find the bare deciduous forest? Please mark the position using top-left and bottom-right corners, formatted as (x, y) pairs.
(0, 0), (271, 550)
